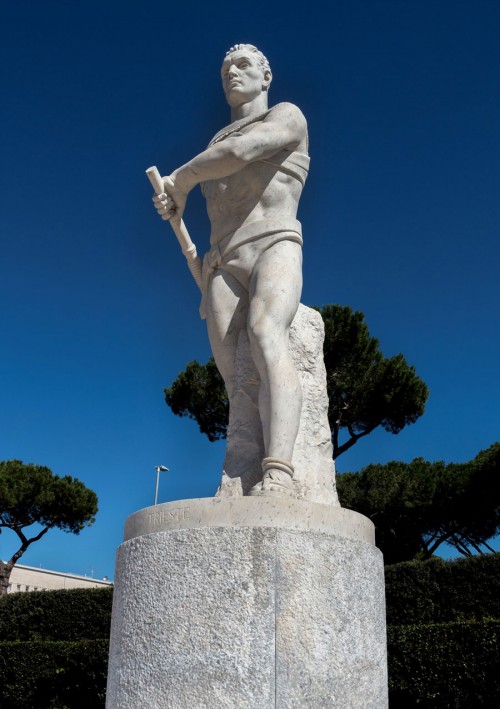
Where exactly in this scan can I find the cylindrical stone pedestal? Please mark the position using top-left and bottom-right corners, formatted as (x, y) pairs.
(106, 498), (387, 708)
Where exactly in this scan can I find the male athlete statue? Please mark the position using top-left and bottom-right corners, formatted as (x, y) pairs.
(153, 44), (309, 496)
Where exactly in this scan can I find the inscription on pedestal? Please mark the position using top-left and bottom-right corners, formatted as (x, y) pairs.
(147, 506), (191, 530)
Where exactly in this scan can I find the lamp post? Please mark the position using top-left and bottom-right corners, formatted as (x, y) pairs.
(153, 465), (169, 505)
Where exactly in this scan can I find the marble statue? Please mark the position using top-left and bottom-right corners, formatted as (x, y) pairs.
(107, 48), (387, 707)
(151, 44), (315, 497)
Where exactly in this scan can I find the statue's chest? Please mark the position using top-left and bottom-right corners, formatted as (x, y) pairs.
(204, 162), (269, 204)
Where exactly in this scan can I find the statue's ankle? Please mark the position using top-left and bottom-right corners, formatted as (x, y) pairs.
(249, 457), (294, 496)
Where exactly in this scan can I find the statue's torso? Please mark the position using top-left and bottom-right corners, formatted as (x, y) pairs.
(203, 108), (308, 246)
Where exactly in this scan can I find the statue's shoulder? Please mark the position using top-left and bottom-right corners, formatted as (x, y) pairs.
(267, 103), (308, 149)
(267, 102), (307, 124)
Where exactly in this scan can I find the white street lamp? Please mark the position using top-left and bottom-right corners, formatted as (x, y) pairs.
(153, 465), (169, 505)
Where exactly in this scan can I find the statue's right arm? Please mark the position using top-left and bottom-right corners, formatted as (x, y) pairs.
(170, 103), (306, 196)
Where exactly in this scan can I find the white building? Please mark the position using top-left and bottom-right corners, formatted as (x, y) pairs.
(5, 563), (113, 593)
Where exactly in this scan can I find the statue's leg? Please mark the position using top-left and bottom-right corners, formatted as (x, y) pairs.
(205, 269), (264, 495)
(246, 241), (303, 495)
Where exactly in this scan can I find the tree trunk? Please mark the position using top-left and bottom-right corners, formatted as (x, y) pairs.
(0, 527), (49, 594)
(0, 560), (14, 595)
(333, 424), (378, 459)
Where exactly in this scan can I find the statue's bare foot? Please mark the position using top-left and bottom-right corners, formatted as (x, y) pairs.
(248, 457), (294, 497)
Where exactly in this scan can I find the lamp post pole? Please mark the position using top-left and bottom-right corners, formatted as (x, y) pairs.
(153, 465), (169, 505)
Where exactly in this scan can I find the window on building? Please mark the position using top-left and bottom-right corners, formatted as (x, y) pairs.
(25, 585), (30, 591)
(16, 584), (21, 591)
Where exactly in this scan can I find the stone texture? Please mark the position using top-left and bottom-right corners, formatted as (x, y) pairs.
(289, 305), (338, 504)
(124, 497), (374, 545)
(107, 527), (276, 709)
(107, 500), (387, 708)
(276, 531), (387, 707)
(217, 304), (339, 505)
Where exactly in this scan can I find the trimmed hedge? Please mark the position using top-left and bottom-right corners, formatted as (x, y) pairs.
(0, 587), (112, 641)
(388, 620), (500, 706)
(0, 639), (108, 709)
(2, 554), (496, 639)
(385, 552), (500, 625)
(0, 623), (497, 708)
(0, 555), (498, 706)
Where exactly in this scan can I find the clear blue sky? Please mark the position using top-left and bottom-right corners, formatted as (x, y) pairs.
(1, 1), (499, 580)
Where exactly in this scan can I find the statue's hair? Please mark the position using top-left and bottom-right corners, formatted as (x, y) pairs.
(225, 44), (272, 81)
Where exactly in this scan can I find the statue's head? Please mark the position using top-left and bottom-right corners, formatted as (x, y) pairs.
(221, 44), (272, 108)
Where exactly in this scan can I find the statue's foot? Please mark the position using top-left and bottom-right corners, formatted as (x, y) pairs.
(248, 457), (294, 497)
(248, 470), (293, 496)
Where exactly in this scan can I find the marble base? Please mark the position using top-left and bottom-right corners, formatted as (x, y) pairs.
(106, 498), (388, 708)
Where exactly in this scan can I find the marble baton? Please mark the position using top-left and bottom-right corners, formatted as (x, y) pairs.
(146, 165), (203, 289)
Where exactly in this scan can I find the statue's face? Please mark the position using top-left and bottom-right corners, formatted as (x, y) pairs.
(221, 49), (269, 108)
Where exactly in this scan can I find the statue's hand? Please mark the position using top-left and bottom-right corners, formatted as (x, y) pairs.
(152, 190), (177, 222)
(165, 175), (188, 221)
(152, 175), (188, 222)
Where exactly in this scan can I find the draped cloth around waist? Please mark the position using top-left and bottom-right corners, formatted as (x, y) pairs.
(199, 218), (303, 319)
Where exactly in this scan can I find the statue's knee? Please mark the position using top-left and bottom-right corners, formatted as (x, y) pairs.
(248, 312), (285, 342)
(247, 321), (276, 361)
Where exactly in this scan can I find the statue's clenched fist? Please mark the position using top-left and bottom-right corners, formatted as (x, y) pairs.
(153, 192), (176, 221)
(151, 174), (188, 223)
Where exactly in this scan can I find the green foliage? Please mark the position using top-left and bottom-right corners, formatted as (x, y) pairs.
(165, 358), (228, 442)
(320, 305), (428, 457)
(388, 620), (500, 706)
(0, 558), (498, 706)
(0, 639), (108, 709)
(0, 460), (98, 593)
(164, 304), (428, 458)
(0, 587), (113, 641)
(337, 443), (500, 563)
(385, 553), (500, 626)
(0, 460), (97, 535)
(0, 588), (110, 708)
(386, 554), (500, 703)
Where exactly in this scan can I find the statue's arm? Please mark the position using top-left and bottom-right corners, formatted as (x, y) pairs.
(171, 103), (307, 194)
